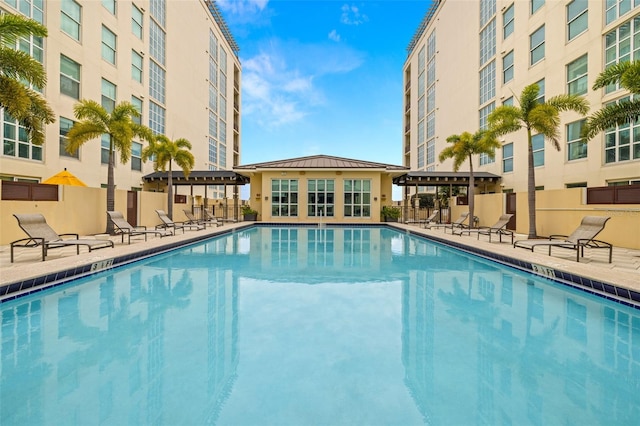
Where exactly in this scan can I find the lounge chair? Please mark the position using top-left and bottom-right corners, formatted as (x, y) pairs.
(421, 210), (441, 227)
(155, 210), (204, 233)
(427, 212), (469, 233)
(404, 209), (440, 226)
(183, 209), (222, 228)
(11, 213), (114, 262)
(513, 216), (612, 263)
(107, 211), (173, 244)
(453, 214), (514, 243)
(204, 209), (235, 224)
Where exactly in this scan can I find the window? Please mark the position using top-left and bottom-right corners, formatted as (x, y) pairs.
(530, 25), (545, 65)
(503, 4), (514, 39)
(271, 179), (298, 217)
(479, 102), (495, 129)
(480, 0), (496, 27)
(535, 79), (545, 104)
(149, 60), (165, 103)
(503, 51), (514, 83)
(102, 0), (115, 14)
(149, 20), (166, 66)
(479, 60), (495, 104)
(149, 101), (165, 134)
(479, 18), (496, 66)
(344, 179), (371, 218)
(101, 25), (117, 65)
(101, 134), (111, 164)
(606, 0), (635, 25)
(59, 117), (78, 158)
(503, 143), (513, 172)
(132, 5), (143, 38)
(426, 139), (435, 165)
(531, 0), (544, 14)
(131, 96), (143, 125)
(479, 149), (495, 166)
(604, 18), (640, 94)
(101, 79), (116, 112)
(60, 55), (80, 99)
(1, 112), (42, 160)
(567, 120), (587, 161)
(531, 134), (545, 167)
(131, 142), (142, 171)
(502, 96), (514, 106)
(604, 96), (640, 163)
(567, 0), (588, 41)
(417, 144), (425, 168)
(131, 50), (143, 83)
(308, 179), (335, 217)
(567, 54), (588, 95)
(61, 0), (81, 41)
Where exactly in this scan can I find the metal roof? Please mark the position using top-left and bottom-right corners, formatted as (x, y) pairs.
(235, 155), (408, 171)
(142, 170), (250, 185)
(393, 171), (501, 186)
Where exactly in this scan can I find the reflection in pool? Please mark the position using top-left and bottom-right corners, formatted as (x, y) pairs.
(1, 227), (639, 425)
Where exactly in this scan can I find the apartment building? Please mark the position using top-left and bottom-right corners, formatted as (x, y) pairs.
(0, 0), (241, 200)
(403, 0), (640, 195)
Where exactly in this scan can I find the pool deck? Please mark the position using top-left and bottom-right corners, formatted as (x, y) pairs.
(1, 222), (639, 303)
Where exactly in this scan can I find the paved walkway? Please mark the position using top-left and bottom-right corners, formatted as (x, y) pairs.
(1, 222), (639, 297)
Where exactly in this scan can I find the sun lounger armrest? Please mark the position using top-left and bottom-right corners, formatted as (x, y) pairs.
(58, 233), (80, 240)
(578, 238), (612, 248)
(548, 234), (569, 240)
(11, 237), (45, 248)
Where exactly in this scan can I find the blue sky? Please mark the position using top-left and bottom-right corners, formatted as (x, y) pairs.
(217, 0), (431, 169)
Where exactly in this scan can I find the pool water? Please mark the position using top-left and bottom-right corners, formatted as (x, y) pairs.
(1, 226), (639, 425)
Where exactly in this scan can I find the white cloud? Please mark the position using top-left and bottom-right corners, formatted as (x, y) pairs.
(328, 29), (341, 42)
(340, 4), (368, 26)
(241, 40), (364, 129)
(241, 52), (313, 127)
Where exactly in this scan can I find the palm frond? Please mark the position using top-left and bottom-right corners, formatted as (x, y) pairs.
(582, 99), (640, 140)
(546, 94), (589, 115)
(65, 122), (106, 153)
(0, 14), (47, 42)
(0, 48), (47, 87)
(592, 61), (633, 90)
(529, 104), (561, 150)
(73, 99), (110, 123)
(488, 106), (522, 136)
(519, 84), (540, 113)
(620, 62), (640, 93)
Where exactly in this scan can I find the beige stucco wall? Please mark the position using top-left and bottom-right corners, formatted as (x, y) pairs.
(444, 188), (639, 249)
(1, 186), (168, 245)
(249, 170), (394, 223)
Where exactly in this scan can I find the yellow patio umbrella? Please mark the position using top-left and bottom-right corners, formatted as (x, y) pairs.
(42, 168), (87, 187)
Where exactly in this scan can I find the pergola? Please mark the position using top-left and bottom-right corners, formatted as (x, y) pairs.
(392, 171), (502, 220)
(142, 170), (250, 221)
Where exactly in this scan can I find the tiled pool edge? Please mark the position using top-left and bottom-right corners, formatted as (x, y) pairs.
(1, 223), (638, 309)
(406, 228), (640, 309)
(0, 224), (252, 303)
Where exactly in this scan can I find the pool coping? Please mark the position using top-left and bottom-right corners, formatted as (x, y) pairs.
(1, 222), (639, 309)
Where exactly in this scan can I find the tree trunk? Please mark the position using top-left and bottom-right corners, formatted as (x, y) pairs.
(526, 127), (537, 239)
(167, 163), (173, 220)
(468, 155), (475, 229)
(106, 137), (115, 234)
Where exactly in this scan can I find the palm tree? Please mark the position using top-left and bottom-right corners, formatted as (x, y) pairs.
(0, 13), (55, 145)
(488, 83), (589, 238)
(438, 130), (501, 228)
(66, 100), (152, 233)
(142, 135), (195, 219)
(582, 60), (640, 140)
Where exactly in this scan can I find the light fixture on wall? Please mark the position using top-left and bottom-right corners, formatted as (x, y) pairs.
(264, 196), (269, 201)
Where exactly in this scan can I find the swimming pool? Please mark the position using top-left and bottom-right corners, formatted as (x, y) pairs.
(1, 226), (639, 425)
